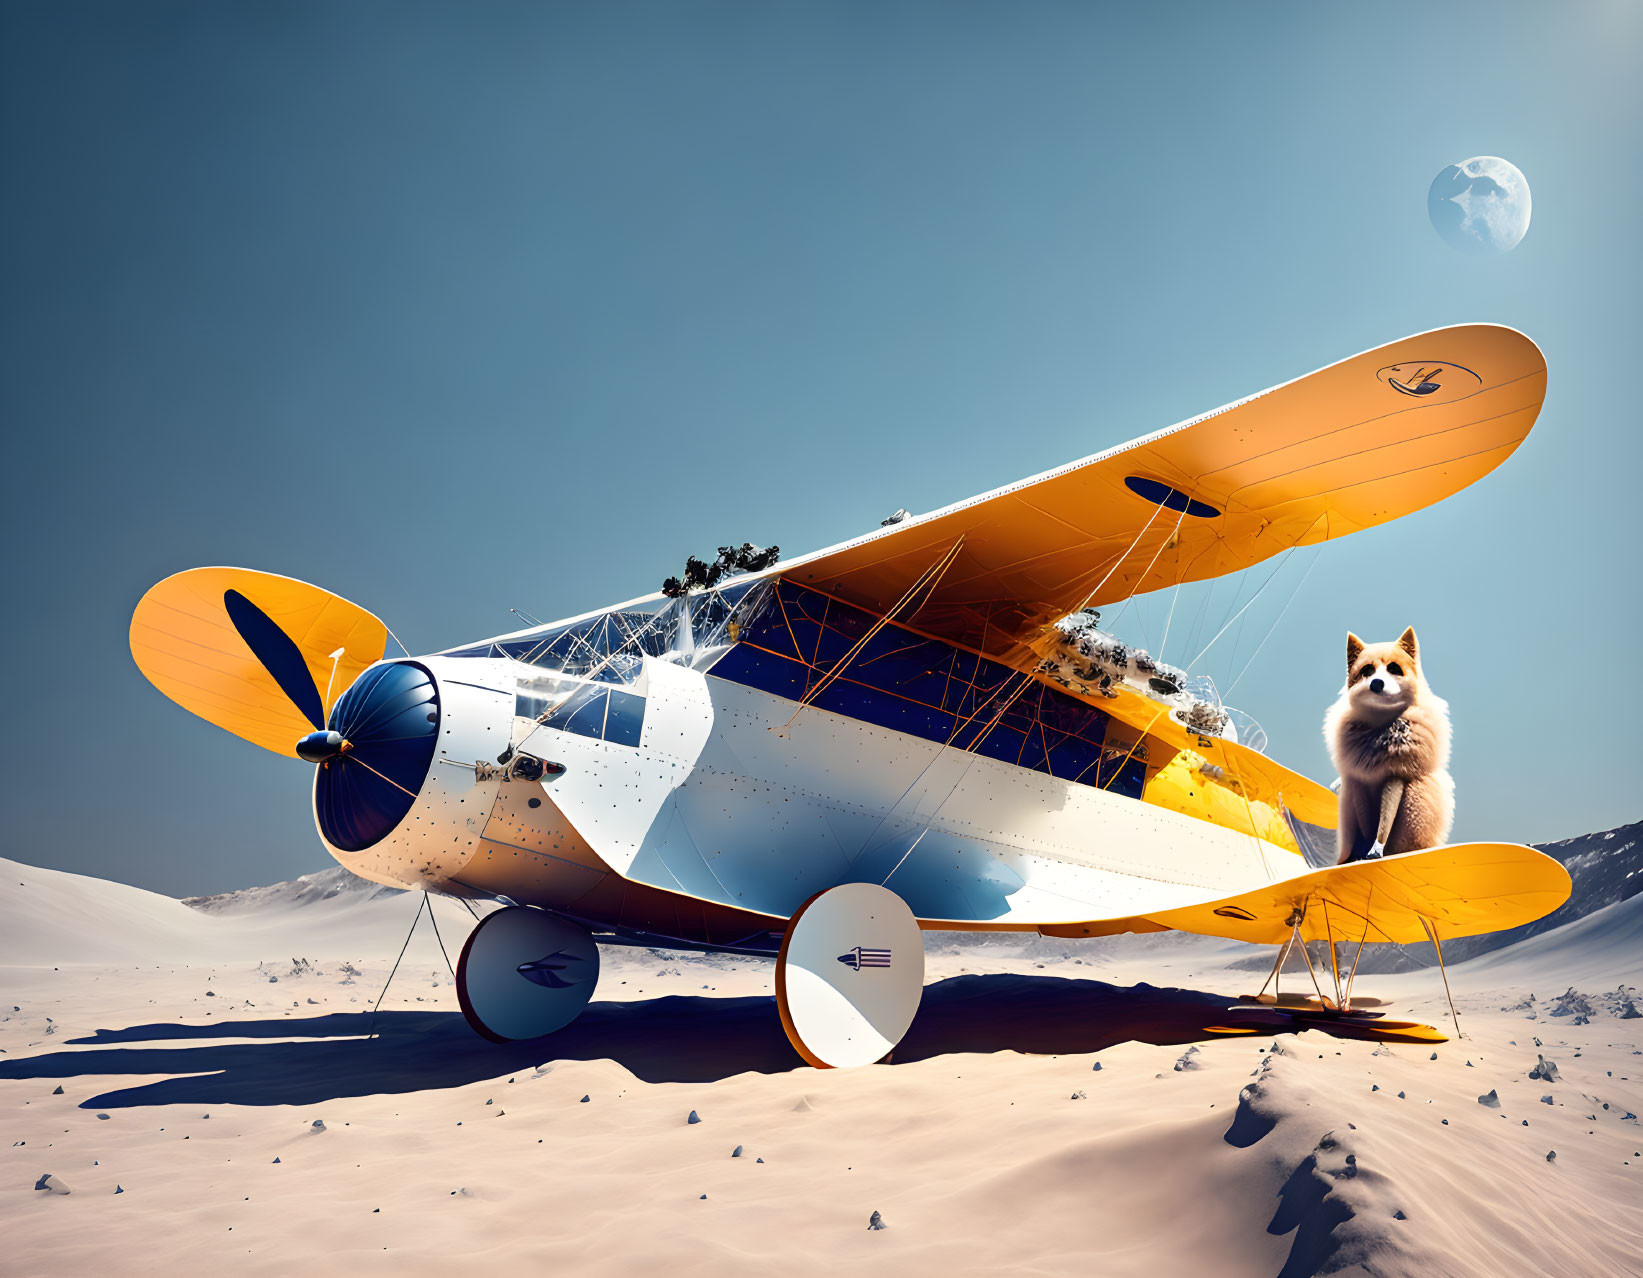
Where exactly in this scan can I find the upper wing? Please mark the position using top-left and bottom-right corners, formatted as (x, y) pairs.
(782, 324), (1546, 662)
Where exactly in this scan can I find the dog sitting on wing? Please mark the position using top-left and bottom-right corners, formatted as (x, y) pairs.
(1324, 627), (1453, 864)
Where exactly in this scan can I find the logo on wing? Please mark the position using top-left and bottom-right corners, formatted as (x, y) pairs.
(517, 949), (585, 989)
(837, 946), (893, 971)
(1375, 361), (1483, 399)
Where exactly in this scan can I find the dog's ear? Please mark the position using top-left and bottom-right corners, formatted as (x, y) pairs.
(1397, 626), (1419, 664)
(1346, 632), (1364, 672)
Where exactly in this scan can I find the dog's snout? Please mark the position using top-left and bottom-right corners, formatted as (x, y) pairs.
(1370, 678), (1385, 694)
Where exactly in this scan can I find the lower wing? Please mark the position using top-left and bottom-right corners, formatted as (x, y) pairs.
(1040, 842), (1571, 945)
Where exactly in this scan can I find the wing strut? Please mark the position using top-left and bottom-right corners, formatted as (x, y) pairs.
(1419, 915), (1464, 1039)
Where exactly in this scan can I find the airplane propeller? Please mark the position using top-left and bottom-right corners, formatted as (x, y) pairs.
(130, 566), (441, 853)
(130, 566), (393, 759)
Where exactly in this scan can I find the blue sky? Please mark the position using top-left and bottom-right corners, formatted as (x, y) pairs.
(3, 1), (1639, 894)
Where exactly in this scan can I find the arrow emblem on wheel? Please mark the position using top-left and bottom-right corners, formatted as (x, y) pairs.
(517, 950), (584, 989)
(836, 947), (892, 971)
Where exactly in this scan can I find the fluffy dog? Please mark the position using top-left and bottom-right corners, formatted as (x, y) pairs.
(1324, 627), (1453, 864)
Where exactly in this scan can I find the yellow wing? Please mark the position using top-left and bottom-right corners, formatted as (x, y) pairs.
(783, 324), (1545, 663)
(1041, 843), (1572, 945)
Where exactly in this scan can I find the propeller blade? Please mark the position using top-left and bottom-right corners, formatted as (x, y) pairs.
(223, 587), (328, 731)
(131, 567), (391, 757)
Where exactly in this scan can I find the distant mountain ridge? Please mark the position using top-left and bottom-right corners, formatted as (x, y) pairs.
(1483, 818), (1643, 956)
(183, 865), (403, 914)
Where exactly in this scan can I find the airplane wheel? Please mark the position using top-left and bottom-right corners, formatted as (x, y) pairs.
(456, 906), (600, 1042)
(776, 883), (924, 1069)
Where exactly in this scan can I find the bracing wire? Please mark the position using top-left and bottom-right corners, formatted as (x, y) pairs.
(1182, 572), (1217, 673)
(1184, 547), (1297, 672)
(347, 754), (420, 800)
(425, 891), (457, 978)
(871, 494), (1196, 877)
(1074, 501), (1166, 613)
(868, 666), (1038, 880)
(779, 536), (964, 731)
(1103, 501), (1189, 636)
(877, 503), (1198, 885)
(1184, 512), (1325, 673)
(1224, 545), (1324, 699)
(365, 892), (426, 1040)
(1155, 534), (1222, 664)
(1158, 577), (1184, 662)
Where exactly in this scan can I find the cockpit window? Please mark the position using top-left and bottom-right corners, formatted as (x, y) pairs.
(520, 682), (646, 748)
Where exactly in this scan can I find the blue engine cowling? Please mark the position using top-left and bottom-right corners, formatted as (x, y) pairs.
(314, 661), (441, 852)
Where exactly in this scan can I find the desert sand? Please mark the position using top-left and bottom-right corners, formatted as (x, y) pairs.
(3, 853), (1640, 1278)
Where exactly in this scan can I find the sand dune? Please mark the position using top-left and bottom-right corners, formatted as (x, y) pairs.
(2, 849), (1640, 1277)
(0, 858), (481, 967)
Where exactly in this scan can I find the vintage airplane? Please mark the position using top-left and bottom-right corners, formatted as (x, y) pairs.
(130, 323), (1570, 1065)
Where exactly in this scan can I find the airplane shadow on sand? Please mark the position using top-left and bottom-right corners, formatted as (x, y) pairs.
(4, 973), (1297, 1110)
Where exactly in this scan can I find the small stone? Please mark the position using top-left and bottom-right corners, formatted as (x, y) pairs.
(1540, 1095), (1554, 1105)
(1091, 1061), (1102, 1071)
(700, 1194), (707, 1200)
(96, 1113), (110, 1120)
(1522, 1120), (1529, 1126)
(372, 1207), (379, 1213)
(34, 1173), (70, 1194)
(687, 1110), (701, 1125)
(485, 1099), (493, 1106)
(580, 1095), (589, 1103)
(731, 1146), (743, 1158)
(51, 1086), (63, 1095)
(868, 1210), (887, 1231)
(1546, 1150), (1556, 1162)
(1398, 1092), (1406, 1099)
(1430, 1052), (1438, 1060)
(1441, 1119), (1449, 1125)
(114, 1185), (123, 1194)
(756, 1157), (764, 1163)
(1478, 1090), (1501, 1108)
(311, 1120), (326, 1132)
(273, 1157), (281, 1164)
(1372, 1085), (1380, 1092)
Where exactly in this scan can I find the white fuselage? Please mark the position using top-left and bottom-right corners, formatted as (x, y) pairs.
(324, 651), (1302, 941)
